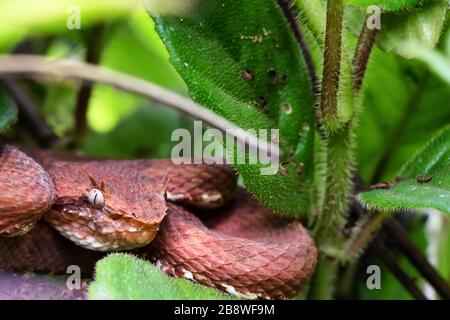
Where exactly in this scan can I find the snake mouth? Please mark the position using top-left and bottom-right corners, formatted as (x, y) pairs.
(44, 204), (160, 252)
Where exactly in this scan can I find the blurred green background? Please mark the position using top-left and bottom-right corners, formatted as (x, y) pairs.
(0, 0), (449, 300)
(0, 0), (192, 159)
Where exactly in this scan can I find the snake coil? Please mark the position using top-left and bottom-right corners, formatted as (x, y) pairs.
(0, 145), (317, 299)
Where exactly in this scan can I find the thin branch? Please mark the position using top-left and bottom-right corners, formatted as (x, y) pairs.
(352, 21), (378, 93)
(320, 0), (344, 129)
(342, 177), (450, 299)
(385, 219), (450, 300)
(372, 236), (428, 300)
(0, 76), (57, 147)
(75, 24), (105, 144)
(0, 54), (280, 159)
(276, 0), (318, 95)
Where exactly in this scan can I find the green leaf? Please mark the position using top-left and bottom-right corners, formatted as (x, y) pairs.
(359, 126), (450, 213)
(295, 0), (325, 45)
(402, 127), (450, 177)
(88, 253), (232, 300)
(357, 48), (450, 182)
(147, 0), (317, 215)
(0, 88), (17, 132)
(345, 0), (429, 12)
(398, 40), (450, 86)
(376, 0), (448, 57)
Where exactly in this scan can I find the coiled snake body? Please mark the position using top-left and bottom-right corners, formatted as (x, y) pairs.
(0, 145), (317, 299)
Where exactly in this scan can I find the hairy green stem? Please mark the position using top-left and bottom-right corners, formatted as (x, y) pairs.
(316, 127), (354, 242)
(308, 255), (339, 299)
(319, 0), (344, 130)
(310, 0), (356, 299)
(341, 210), (387, 260)
(315, 0), (351, 243)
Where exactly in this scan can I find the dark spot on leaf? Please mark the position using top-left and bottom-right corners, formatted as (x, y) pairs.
(271, 38), (279, 48)
(370, 182), (392, 190)
(241, 69), (254, 81)
(254, 96), (268, 109)
(267, 68), (277, 85)
(241, 34), (263, 43)
(302, 123), (311, 132)
(282, 102), (292, 114)
(295, 163), (303, 175)
(267, 69), (288, 85)
(250, 35), (263, 43)
(416, 175), (433, 184)
(369, 177), (404, 190)
(279, 160), (290, 176)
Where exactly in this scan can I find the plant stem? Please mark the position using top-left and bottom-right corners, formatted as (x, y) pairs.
(320, 0), (344, 129)
(308, 144), (352, 300)
(352, 21), (378, 93)
(75, 24), (105, 146)
(342, 210), (387, 259)
(308, 255), (339, 299)
(276, 0), (318, 94)
(310, 0), (356, 299)
(318, 0), (351, 239)
(385, 219), (450, 299)
(0, 54), (280, 159)
(314, 0), (352, 241)
(0, 76), (57, 147)
(372, 236), (428, 300)
(319, 127), (354, 238)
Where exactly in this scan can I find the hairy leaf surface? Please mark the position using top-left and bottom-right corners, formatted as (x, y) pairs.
(89, 254), (232, 300)
(148, 0), (316, 214)
(359, 126), (450, 213)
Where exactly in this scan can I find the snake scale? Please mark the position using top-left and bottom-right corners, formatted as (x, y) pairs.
(0, 145), (317, 299)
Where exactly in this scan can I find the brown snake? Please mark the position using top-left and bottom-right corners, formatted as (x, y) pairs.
(0, 145), (317, 299)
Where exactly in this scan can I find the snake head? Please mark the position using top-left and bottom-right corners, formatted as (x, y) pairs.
(44, 161), (167, 252)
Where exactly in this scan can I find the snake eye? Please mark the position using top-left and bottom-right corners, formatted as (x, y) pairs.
(87, 188), (105, 210)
